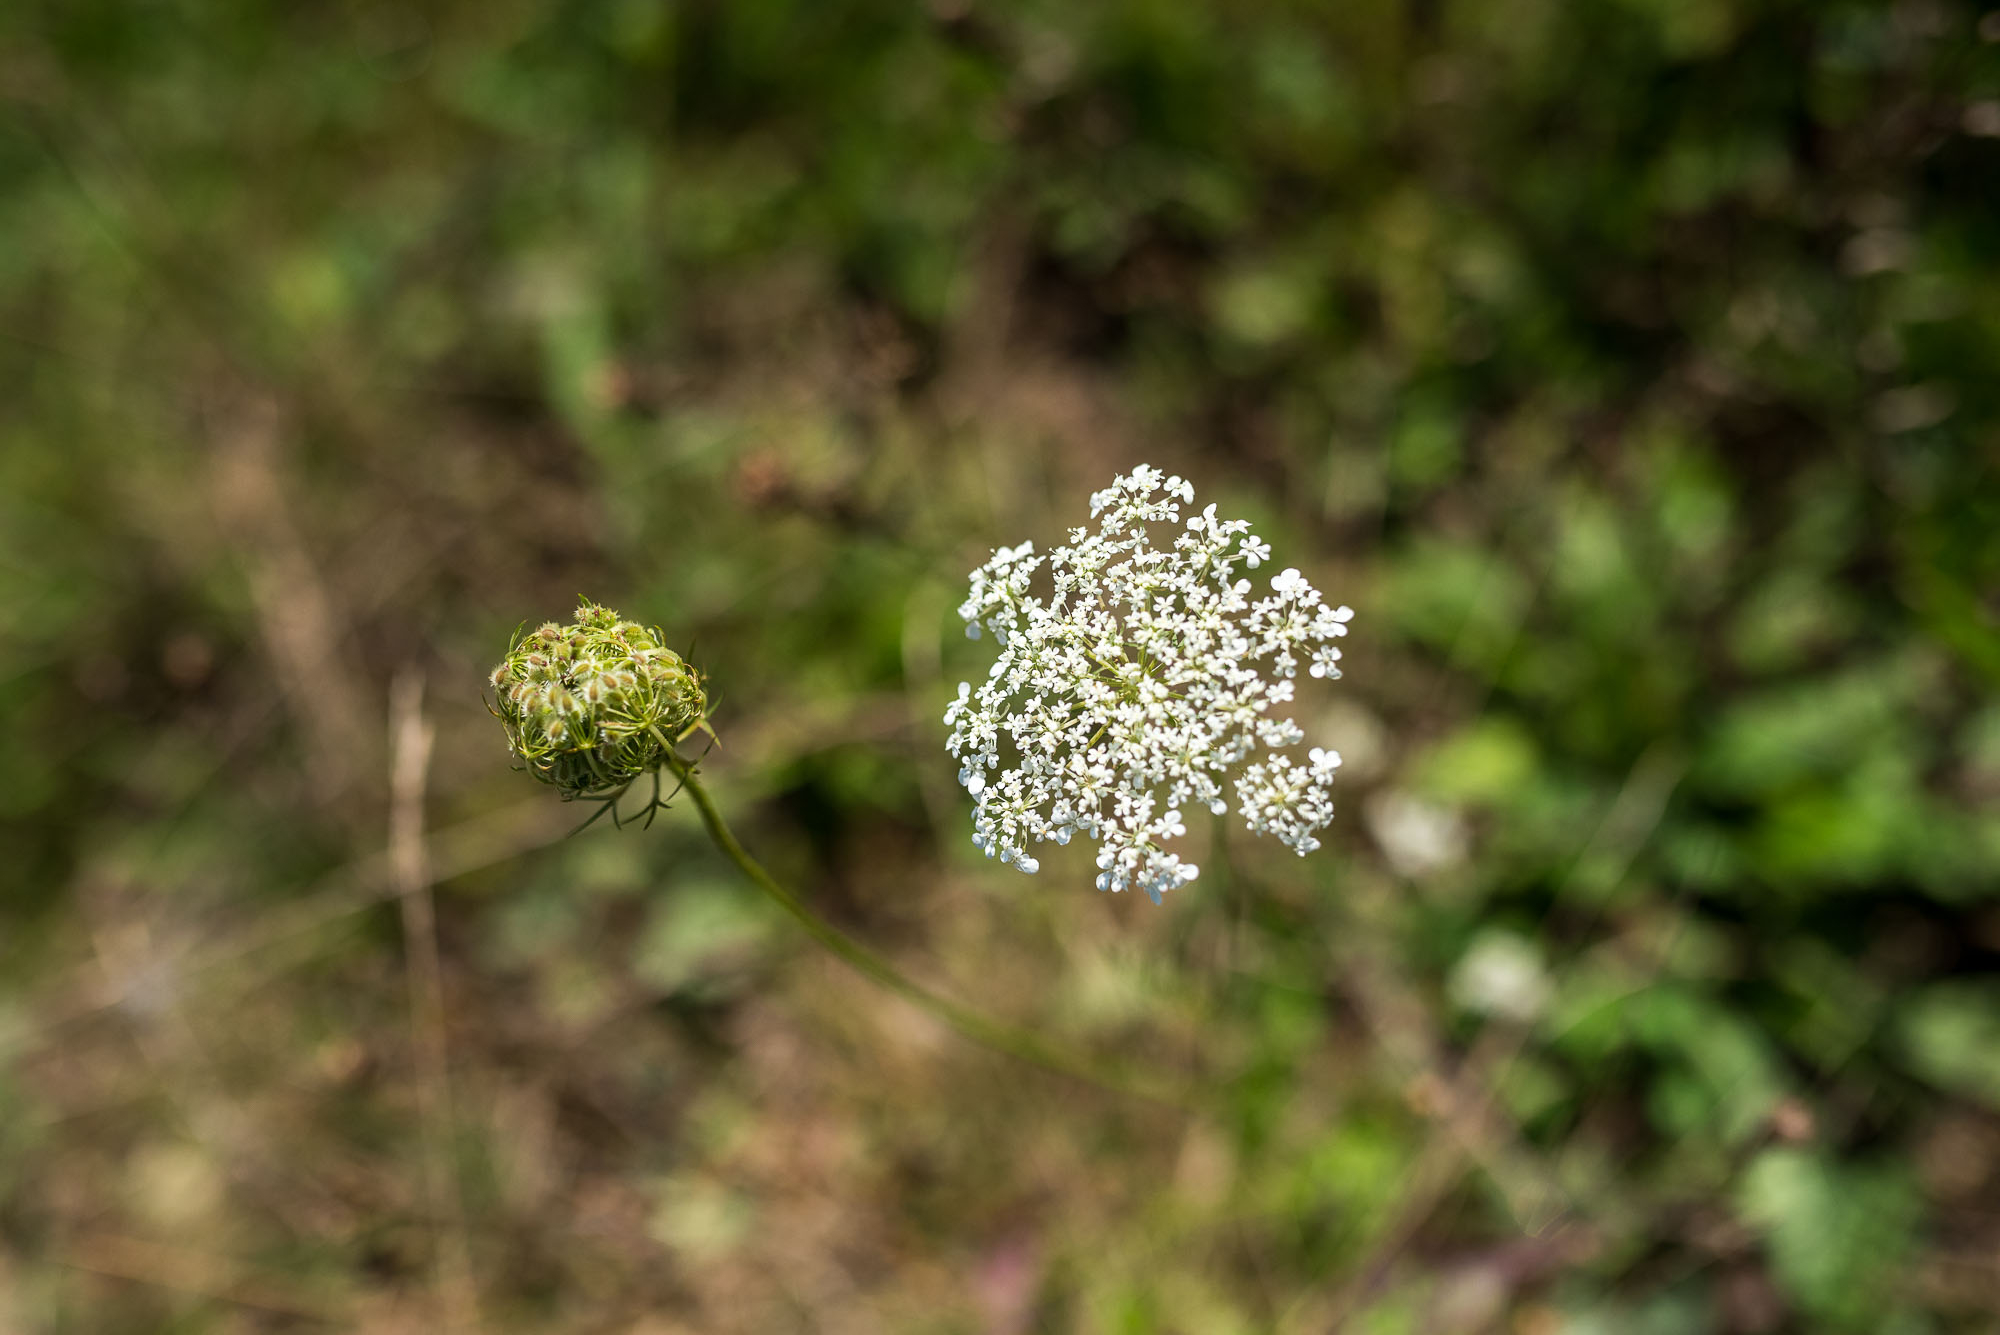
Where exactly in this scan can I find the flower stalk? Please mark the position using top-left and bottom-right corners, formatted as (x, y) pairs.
(658, 747), (1188, 1109)
(492, 599), (1190, 1108)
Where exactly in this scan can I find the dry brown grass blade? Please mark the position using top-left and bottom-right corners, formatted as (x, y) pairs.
(390, 669), (480, 1334)
(206, 394), (376, 822)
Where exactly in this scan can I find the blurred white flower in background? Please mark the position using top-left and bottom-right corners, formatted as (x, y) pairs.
(1449, 929), (1553, 1023)
(945, 465), (1353, 902)
(1364, 790), (1469, 879)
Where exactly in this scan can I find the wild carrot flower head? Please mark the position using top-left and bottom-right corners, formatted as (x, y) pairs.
(489, 599), (705, 800)
(945, 465), (1352, 902)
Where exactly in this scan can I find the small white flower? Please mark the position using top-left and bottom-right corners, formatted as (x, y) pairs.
(945, 464), (1353, 901)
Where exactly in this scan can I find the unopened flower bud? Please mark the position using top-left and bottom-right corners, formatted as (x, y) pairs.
(489, 598), (708, 799)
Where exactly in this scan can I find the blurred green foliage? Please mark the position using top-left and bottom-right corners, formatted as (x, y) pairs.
(1, 0), (1997, 1330)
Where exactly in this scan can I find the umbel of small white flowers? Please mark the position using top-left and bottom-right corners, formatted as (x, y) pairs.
(945, 464), (1353, 903)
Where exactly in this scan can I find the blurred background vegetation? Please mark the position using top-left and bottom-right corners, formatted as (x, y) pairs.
(2, 0), (1998, 1330)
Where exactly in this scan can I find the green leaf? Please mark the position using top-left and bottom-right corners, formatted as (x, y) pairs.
(1738, 1149), (1918, 1330)
(1896, 981), (2000, 1108)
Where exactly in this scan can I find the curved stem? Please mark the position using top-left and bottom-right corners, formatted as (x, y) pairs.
(659, 749), (1194, 1111)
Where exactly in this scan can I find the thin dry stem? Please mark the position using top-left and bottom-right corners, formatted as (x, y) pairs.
(208, 395), (375, 819)
(390, 670), (479, 1335)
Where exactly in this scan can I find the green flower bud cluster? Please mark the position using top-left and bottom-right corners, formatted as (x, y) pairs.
(489, 600), (706, 800)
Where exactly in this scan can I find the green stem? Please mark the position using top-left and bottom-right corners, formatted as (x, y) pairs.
(659, 749), (1193, 1111)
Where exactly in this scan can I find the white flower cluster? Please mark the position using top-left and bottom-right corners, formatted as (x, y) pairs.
(944, 465), (1353, 902)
